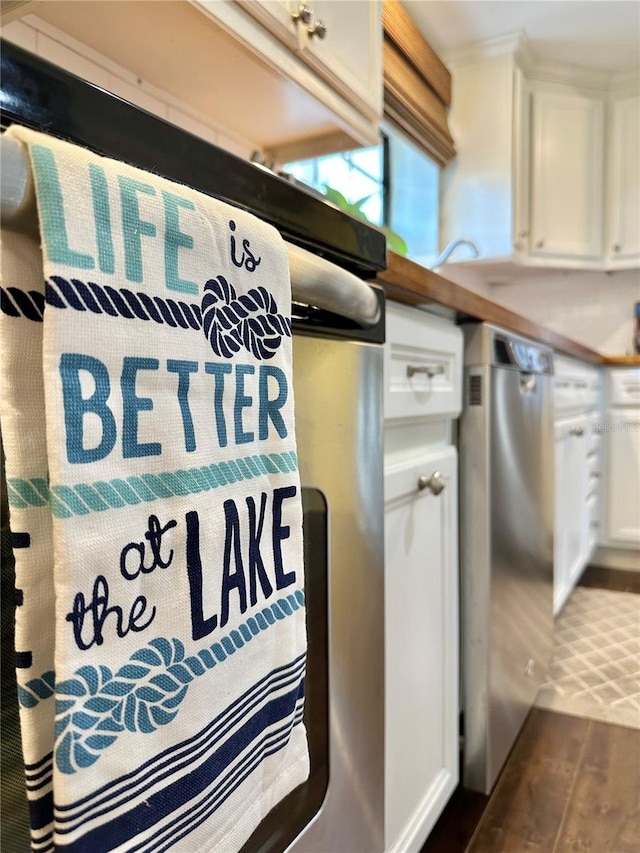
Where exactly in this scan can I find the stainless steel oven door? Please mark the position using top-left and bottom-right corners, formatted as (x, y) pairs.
(241, 294), (385, 853)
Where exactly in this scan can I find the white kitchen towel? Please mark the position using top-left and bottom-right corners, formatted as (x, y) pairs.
(0, 226), (56, 852)
(2, 125), (309, 853)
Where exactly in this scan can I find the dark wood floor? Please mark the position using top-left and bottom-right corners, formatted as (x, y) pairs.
(422, 566), (640, 853)
(577, 564), (640, 594)
(423, 709), (640, 853)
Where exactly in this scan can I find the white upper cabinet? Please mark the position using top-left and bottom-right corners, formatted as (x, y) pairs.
(441, 38), (639, 272)
(296, 0), (383, 120)
(529, 85), (605, 264)
(235, 0), (300, 47)
(235, 0), (383, 125)
(606, 95), (640, 268)
(441, 53), (522, 262)
(19, 1), (382, 159)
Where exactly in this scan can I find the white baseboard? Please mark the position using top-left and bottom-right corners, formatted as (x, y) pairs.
(592, 547), (640, 572)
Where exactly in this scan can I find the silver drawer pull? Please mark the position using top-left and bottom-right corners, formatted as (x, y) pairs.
(407, 363), (445, 379)
(417, 471), (446, 495)
(570, 426), (585, 437)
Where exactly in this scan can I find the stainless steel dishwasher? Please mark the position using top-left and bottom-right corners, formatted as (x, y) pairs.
(459, 323), (554, 795)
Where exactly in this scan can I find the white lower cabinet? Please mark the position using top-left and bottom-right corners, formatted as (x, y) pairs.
(384, 447), (458, 851)
(553, 356), (603, 615)
(554, 414), (590, 614)
(603, 369), (640, 547)
(383, 301), (462, 852)
(605, 412), (640, 543)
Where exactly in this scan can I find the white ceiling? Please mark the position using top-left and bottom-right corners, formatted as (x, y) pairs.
(405, 1), (640, 72)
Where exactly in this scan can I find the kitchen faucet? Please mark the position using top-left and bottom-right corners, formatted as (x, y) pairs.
(431, 238), (480, 268)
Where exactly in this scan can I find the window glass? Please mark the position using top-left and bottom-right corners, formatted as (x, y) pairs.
(386, 125), (439, 266)
(286, 145), (384, 226)
(284, 126), (439, 264)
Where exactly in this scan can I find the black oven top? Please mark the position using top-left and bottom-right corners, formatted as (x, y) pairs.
(0, 40), (387, 279)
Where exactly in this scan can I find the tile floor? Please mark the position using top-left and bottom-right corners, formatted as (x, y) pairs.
(535, 586), (640, 729)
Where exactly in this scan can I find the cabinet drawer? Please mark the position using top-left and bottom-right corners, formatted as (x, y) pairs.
(609, 368), (640, 406)
(384, 302), (462, 422)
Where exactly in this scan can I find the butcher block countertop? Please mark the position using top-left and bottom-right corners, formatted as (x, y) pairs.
(375, 252), (640, 367)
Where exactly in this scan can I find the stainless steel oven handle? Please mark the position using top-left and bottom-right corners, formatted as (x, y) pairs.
(286, 242), (381, 327)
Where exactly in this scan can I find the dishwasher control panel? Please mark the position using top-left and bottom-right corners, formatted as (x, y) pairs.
(494, 335), (553, 374)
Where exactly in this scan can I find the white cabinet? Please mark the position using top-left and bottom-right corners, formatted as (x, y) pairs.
(235, 0), (300, 47)
(384, 447), (458, 852)
(529, 86), (605, 263)
(606, 96), (640, 267)
(554, 414), (590, 614)
(14, 1), (381, 160)
(605, 413), (640, 543)
(441, 53), (522, 263)
(553, 356), (603, 614)
(383, 302), (462, 852)
(603, 369), (640, 547)
(235, 0), (382, 122)
(297, 0), (382, 120)
(441, 41), (638, 272)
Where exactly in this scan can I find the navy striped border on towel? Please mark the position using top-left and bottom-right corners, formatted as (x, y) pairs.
(26, 752), (54, 851)
(54, 656), (306, 851)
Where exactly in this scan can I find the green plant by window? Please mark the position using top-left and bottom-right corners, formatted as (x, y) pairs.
(323, 186), (408, 255)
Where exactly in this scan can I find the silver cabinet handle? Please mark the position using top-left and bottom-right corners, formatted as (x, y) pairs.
(570, 426), (584, 436)
(418, 471), (446, 495)
(292, 3), (313, 24)
(308, 19), (327, 39)
(407, 363), (445, 379)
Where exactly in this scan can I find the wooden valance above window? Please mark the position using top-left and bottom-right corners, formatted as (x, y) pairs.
(382, 0), (456, 166)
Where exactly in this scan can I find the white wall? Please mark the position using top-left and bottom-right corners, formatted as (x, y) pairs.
(487, 270), (640, 355)
(406, 261), (639, 357)
(2, 16), (257, 160)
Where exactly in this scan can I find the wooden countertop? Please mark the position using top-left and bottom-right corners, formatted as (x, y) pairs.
(375, 252), (640, 366)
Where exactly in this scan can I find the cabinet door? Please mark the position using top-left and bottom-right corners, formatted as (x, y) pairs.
(554, 415), (589, 614)
(384, 447), (458, 851)
(605, 412), (640, 544)
(607, 96), (640, 267)
(297, 0), (382, 120)
(512, 66), (532, 255)
(234, 0), (299, 47)
(530, 88), (605, 263)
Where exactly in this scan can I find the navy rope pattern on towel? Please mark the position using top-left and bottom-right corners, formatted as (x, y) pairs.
(44, 276), (203, 330)
(3, 276), (291, 361)
(201, 276), (291, 360)
(44, 591), (306, 774)
(0, 286), (45, 321)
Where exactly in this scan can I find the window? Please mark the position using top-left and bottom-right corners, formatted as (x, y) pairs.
(284, 123), (439, 264)
(286, 145), (384, 226)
